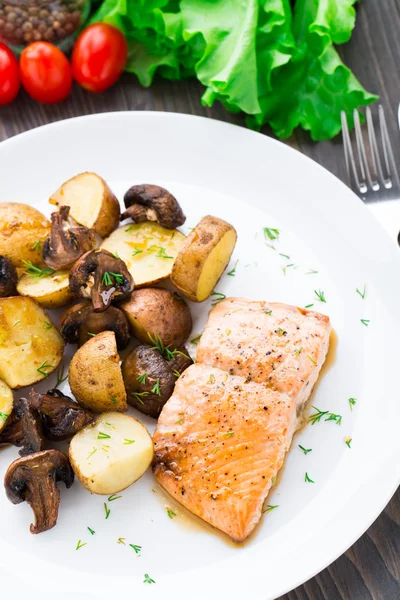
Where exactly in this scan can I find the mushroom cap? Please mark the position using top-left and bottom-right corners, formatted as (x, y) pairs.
(0, 396), (45, 456)
(43, 206), (97, 271)
(4, 449), (74, 534)
(0, 255), (18, 297)
(59, 300), (130, 349)
(69, 249), (134, 312)
(122, 184), (186, 229)
(29, 388), (95, 441)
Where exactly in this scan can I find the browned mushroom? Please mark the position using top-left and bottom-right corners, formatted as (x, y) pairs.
(122, 184), (186, 229)
(59, 300), (130, 349)
(29, 389), (94, 441)
(0, 255), (18, 297)
(4, 449), (74, 534)
(0, 397), (45, 456)
(121, 344), (193, 418)
(43, 206), (97, 271)
(69, 249), (134, 312)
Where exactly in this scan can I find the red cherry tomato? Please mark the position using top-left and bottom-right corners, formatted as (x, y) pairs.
(20, 42), (72, 104)
(0, 43), (20, 105)
(72, 23), (127, 93)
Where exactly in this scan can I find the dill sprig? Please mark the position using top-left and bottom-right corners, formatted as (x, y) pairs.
(299, 445), (312, 455)
(37, 360), (53, 377)
(136, 373), (147, 383)
(314, 289), (326, 303)
(227, 259), (238, 276)
(348, 397), (357, 411)
(23, 260), (55, 279)
(131, 391), (149, 405)
(305, 472), (315, 483)
(211, 291), (226, 306)
(166, 507), (176, 519)
(262, 504), (279, 514)
(263, 227), (280, 241)
(356, 285), (366, 299)
(151, 380), (161, 396)
(148, 333), (189, 361)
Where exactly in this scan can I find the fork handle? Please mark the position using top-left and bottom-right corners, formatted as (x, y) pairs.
(368, 201), (400, 245)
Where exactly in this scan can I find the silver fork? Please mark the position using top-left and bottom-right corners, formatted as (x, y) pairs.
(341, 105), (400, 245)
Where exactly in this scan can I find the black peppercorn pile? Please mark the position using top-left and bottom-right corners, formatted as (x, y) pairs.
(0, 0), (84, 46)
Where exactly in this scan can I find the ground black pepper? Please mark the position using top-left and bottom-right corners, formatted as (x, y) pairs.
(0, 0), (87, 46)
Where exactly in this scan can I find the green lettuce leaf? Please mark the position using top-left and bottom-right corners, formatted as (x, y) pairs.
(91, 0), (377, 141)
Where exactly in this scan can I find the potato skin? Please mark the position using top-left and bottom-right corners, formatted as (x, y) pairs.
(120, 288), (192, 348)
(0, 203), (50, 268)
(122, 345), (176, 418)
(0, 379), (13, 433)
(49, 172), (120, 238)
(69, 331), (127, 413)
(171, 215), (237, 302)
(17, 270), (73, 308)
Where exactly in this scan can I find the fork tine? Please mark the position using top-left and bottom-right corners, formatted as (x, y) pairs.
(341, 111), (365, 193)
(378, 104), (400, 189)
(353, 109), (374, 192)
(366, 106), (386, 189)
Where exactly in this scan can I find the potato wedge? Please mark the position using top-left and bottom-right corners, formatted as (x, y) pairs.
(0, 379), (13, 432)
(17, 270), (73, 308)
(171, 216), (237, 302)
(120, 287), (192, 348)
(100, 222), (185, 287)
(0, 203), (50, 268)
(0, 296), (64, 388)
(49, 172), (120, 238)
(69, 412), (154, 495)
(69, 331), (127, 413)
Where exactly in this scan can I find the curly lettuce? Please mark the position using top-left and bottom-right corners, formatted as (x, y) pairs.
(92, 0), (377, 141)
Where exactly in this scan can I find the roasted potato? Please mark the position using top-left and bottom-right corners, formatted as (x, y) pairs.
(100, 222), (186, 287)
(0, 296), (64, 388)
(17, 270), (73, 308)
(0, 379), (13, 432)
(120, 288), (192, 348)
(69, 412), (154, 495)
(121, 344), (192, 418)
(49, 172), (120, 238)
(0, 203), (50, 268)
(171, 216), (237, 302)
(68, 331), (127, 413)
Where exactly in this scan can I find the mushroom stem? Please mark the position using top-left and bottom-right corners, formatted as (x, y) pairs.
(4, 449), (74, 534)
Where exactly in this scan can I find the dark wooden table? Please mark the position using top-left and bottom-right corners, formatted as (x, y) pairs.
(0, 2), (399, 599)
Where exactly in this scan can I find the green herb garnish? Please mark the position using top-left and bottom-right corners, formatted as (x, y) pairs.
(314, 289), (326, 303)
(110, 395), (118, 404)
(305, 472), (315, 483)
(97, 432), (111, 440)
(325, 412), (342, 425)
(43, 321), (52, 331)
(305, 269), (319, 275)
(32, 240), (41, 251)
(131, 247), (143, 257)
(136, 373), (147, 383)
(294, 347), (303, 356)
(345, 437), (352, 448)
(304, 304), (314, 309)
(87, 447), (97, 460)
(262, 504), (279, 514)
(279, 252), (290, 259)
(144, 574), (155, 584)
(224, 431), (235, 438)
(151, 379), (161, 395)
(227, 260), (238, 276)
(148, 333), (189, 361)
(104, 503), (111, 519)
(348, 397), (357, 411)
(130, 544), (142, 554)
(299, 445), (312, 455)
(117, 537), (126, 545)
(12, 320), (20, 327)
(87, 331), (96, 337)
(124, 438), (135, 445)
(37, 360), (53, 377)
(308, 406), (329, 425)
(356, 285), (366, 299)
(131, 391), (149, 405)
(76, 540), (87, 550)
(264, 309), (272, 315)
(307, 354), (317, 365)
(263, 227), (279, 241)
(361, 319), (370, 326)
(190, 334), (202, 344)
(22, 260), (55, 279)
(211, 291), (226, 306)
(175, 417), (183, 424)
(207, 373), (216, 384)
(55, 363), (68, 388)
(87, 527), (95, 535)
(173, 370), (181, 378)
(108, 494), (122, 502)
(0, 412), (9, 422)
(166, 507), (176, 519)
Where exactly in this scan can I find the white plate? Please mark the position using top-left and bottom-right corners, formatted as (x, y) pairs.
(0, 112), (399, 600)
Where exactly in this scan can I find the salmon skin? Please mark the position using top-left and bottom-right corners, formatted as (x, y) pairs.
(152, 298), (331, 541)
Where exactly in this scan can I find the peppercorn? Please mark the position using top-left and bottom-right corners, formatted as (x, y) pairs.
(0, 0), (86, 47)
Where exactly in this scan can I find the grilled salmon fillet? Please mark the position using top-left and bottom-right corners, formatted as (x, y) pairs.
(152, 363), (296, 542)
(153, 298), (331, 541)
(196, 298), (331, 419)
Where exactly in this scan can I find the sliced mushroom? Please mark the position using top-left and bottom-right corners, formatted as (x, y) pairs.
(43, 206), (97, 271)
(59, 300), (130, 349)
(0, 397), (45, 456)
(69, 249), (134, 312)
(122, 184), (186, 229)
(0, 255), (18, 297)
(4, 449), (74, 534)
(29, 389), (95, 441)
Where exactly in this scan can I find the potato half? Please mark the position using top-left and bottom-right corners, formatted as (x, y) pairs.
(100, 222), (186, 287)
(171, 215), (237, 302)
(17, 270), (73, 308)
(69, 331), (127, 413)
(69, 412), (154, 495)
(0, 379), (13, 432)
(120, 287), (192, 348)
(0, 203), (50, 268)
(0, 296), (64, 388)
(49, 172), (120, 238)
